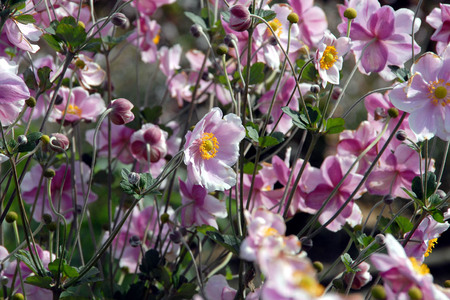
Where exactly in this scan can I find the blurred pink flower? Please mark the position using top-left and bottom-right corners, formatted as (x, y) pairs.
(338, 0), (420, 80)
(194, 274), (260, 300)
(128, 16), (160, 64)
(314, 31), (351, 87)
(344, 261), (372, 290)
(4, 18), (42, 53)
(129, 0), (175, 16)
(179, 178), (227, 229)
(0, 57), (29, 125)
(183, 107), (245, 192)
(21, 163), (97, 222)
(159, 44), (182, 78)
(426, 4), (450, 54)
(389, 49), (450, 140)
(130, 123), (168, 163)
(72, 54), (106, 89)
(52, 86), (106, 124)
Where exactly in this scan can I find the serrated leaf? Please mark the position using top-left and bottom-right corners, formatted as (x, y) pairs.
(325, 117), (345, 134)
(270, 131), (285, 144)
(243, 162), (262, 174)
(258, 136), (280, 148)
(25, 275), (53, 289)
(395, 216), (413, 234)
(429, 194), (444, 208)
(42, 33), (63, 52)
(15, 14), (36, 24)
(15, 250), (40, 275)
(411, 172), (437, 200)
(340, 253), (353, 273)
(282, 107), (307, 129)
(184, 11), (208, 31)
(245, 123), (259, 142)
(55, 17), (87, 49)
(378, 216), (400, 235)
(38, 66), (53, 91)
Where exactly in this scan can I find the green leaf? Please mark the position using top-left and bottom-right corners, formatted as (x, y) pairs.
(355, 231), (373, 248)
(17, 132), (43, 153)
(72, 267), (101, 286)
(55, 17), (87, 49)
(301, 63), (318, 82)
(9, 0), (26, 10)
(170, 283), (197, 300)
(378, 216), (400, 235)
(431, 209), (445, 223)
(196, 225), (218, 235)
(23, 68), (38, 90)
(81, 38), (102, 52)
(140, 249), (160, 274)
(15, 14), (36, 24)
(258, 136), (280, 148)
(340, 253), (353, 273)
(184, 11), (208, 31)
(206, 231), (241, 255)
(395, 216), (413, 234)
(255, 9), (276, 22)
(141, 106), (163, 123)
(282, 107), (307, 129)
(247, 62), (265, 85)
(388, 65), (411, 82)
(15, 250), (40, 275)
(325, 117), (345, 134)
(221, 11), (230, 23)
(245, 122), (259, 142)
(243, 162), (262, 174)
(429, 194), (444, 208)
(25, 275), (53, 289)
(38, 66), (53, 92)
(411, 172), (437, 200)
(42, 33), (63, 52)
(270, 132), (285, 144)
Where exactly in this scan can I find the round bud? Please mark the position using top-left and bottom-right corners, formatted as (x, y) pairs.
(26, 96), (36, 108)
(202, 72), (212, 81)
(343, 8), (357, 20)
(111, 13), (130, 29)
(78, 21), (85, 29)
(436, 189), (446, 199)
(408, 287), (422, 300)
(6, 211), (18, 223)
(160, 213), (170, 224)
(41, 135), (50, 145)
(43, 213), (52, 225)
(268, 36), (277, 46)
(396, 130), (407, 141)
(444, 280), (450, 288)
(375, 234), (385, 245)
(298, 45), (310, 56)
(383, 194), (395, 205)
(47, 222), (57, 232)
(331, 87), (342, 100)
(55, 95), (64, 105)
(108, 98), (135, 125)
(313, 261), (323, 273)
(169, 231), (182, 244)
(287, 12), (299, 24)
(229, 5), (251, 32)
(1, 275), (8, 285)
(190, 24), (202, 38)
(129, 235), (142, 248)
(310, 85), (320, 94)
(387, 107), (399, 118)
(49, 133), (70, 152)
(12, 293), (24, 300)
(374, 107), (387, 120)
(223, 34), (237, 48)
(74, 59), (86, 69)
(43, 168), (56, 178)
(332, 278), (344, 291)
(371, 285), (386, 299)
(17, 135), (28, 145)
(299, 237), (313, 252)
(216, 43), (229, 56)
(128, 172), (140, 185)
(179, 227), (188, 236)
(353, 224), (362, 232)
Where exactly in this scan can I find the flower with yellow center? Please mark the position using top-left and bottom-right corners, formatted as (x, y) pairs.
(267, 18), (282, 37)
(153, 32), (160, 45)
(428, 79), (450, 107)
(319, 46), (338, 70)
(293, 271), (324, 297)
(199, 132), (219, 160)
(409, 257), (430, 275)
(67, 104), (82, 117)
(424, 238), (438, 257)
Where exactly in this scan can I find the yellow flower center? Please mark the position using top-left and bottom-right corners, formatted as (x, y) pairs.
(67, 104), (82, 117)
(199, 132), (219, 160)
(263, 227), (278, 237)
(153, 33), (160, 45)
(319, 46), (338, 70)
(424, 238), (438, 258)
(428, 79), (450, 106)
(293, 272), (324, 297)
(268, 18), (282, 37)
(409, 257), (430, 275)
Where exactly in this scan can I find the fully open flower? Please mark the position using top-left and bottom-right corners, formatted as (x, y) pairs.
(426, 4), (450, 54)
(4, 18), (42, 53)
(183, 107), (245, 191)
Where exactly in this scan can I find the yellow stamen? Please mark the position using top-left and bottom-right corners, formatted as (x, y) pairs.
(153, 33), (160, 45)
(268, 18), (282, 37)
(319, 46), (338, 70)
(409, 257), (430, 275)
(67, 104), (82, 117)
(293, 272), (324, 297)
(199, 132), (219, 160)
(428, 79), (450, 106)
(263, 227), (278, 237)
(424, 238), (438, 257)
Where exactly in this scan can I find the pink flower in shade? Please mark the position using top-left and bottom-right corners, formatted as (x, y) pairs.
(194, 275), (260, 300)
(51, 86), (106, 124)
(240, 207), (301, 262)
(183, 108), (245, 192)
(288, 0), (328, 48)
(86, 121), (135, 164)
(258, 76), (310, 134)
(0, 57), (29, 125)
(305, 155), (365, 232)
(4, 18), (42, 53)
(314, 31), (351, 87)
(389, 49), (450, 141)
(337, 0), (420, 80)
(112, 205), (179, 272)
(21, 163), (97, 222)
(344, 262), (372, 290)
(179, 178), (227, 229)
(426, 4), (450, 54)
(108, 98), (135, 125)
(159, 44), (182, 78)
(371, 234), (447, 300)
(130, 123), (168, 163)
(404, 215), (450, 262)
(129, 0), (175, 16)
(128, 16), (160, 64)
(365, 144), (427, 199)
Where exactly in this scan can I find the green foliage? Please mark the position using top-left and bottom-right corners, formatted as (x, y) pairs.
(184, 11), (208, 31)
(243, 162), (262, 174)
(37, 67), (53, 92)
(17, 132), (43, 153)
(411, 172), (437, 200)
(324, 118), (345, 134)
(388, 65), (411, 82)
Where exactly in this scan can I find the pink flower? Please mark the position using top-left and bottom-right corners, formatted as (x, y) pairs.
(108, 98), (135, 125)
(159, 44), (182, 78)
(4, 18), (42, 53)
(49, 133), (70, 152)
(128, 16), (160, 64)
(183, 107), (245, 192)
(305, 155), (364, 232)
(426, 4), (450, 54)
(129, 0), (175, 16)
(389, 49), (450, 140)
(130, 123), (168, 163)
(52, 86), (106, 124)
(314, 31), (351, 87)
(72, 54), (106, 89)
(371, 234), (446, 300)
(179, 178), (227, 229)
(0, 57), (29, 125)
(338, 0), (420, 80)
(21, 163), (97, 222)
(204, 275), (237, 300)
(344, 262), (372, 290)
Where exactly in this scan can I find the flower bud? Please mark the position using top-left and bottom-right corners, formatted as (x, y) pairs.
(43, 168), (56, 178)
(444, 280), (450, 288)
(41, 134), (50, 145)
(310, 85), (320, 94)
(332, 278), (345, 291)
(387, 107), (399, 118)
(268, 36), (277, 46)
(287, 12), (299, 24)
(300, 237), (313, 251)
(160, 213), (170, 224)
(313, 261), (323, 273)
(436, 189), (446, 199)
(190, 24), (202, 38)
(17, 135), (28, 145)
(396, 130), (407, 141)
(170, 231), (182, 244)
(383, 194), (394, 205)
(331, 87), (342, 100)
(108, 98), (135, 125)
(344, 261), (372, 290)
(128, 172), (140, 185)
(111, 13), (130, 29)
(229, 5), (251, 32)
(43, 213), (52, 225)
(224, 33), (237, 48)
(47, 222), (57, 232)
(6, 211), (18, 223)
(371, 285), (386, 299)
(129, 235), (142, 247)
(216, 43), (229, 56)
(408, 287), (422, 300)
(344, 8), (357, 20)
(12, 293), (24, 300)
(55, 95), (64, 105)
(50, 133), (70, 152)
(375, 234), (385, 245)
(202, 72), (213, 81)
(1, 275), (8, 285)
(26, 96), (36, 108)
(179, 227), (188, 236)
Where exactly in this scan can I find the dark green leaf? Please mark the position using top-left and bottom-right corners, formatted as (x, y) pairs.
(206, 231), (241, 255)
(81, 38), (102, 52)
(395, 216), (413, 234)
(429, 194), (444, 208)
(170, 283), (197, 300)
(184, 11), (208, 31)
(42, 33), (63, 52)
(38, 66), (53, 91)
(255, 9), (276, 22)
(247, 62), (265, 85)
(23, 68), (38, 90)
(378, 216), (400, 235)
(282, 107), (307, 129)
(15, 14), (36, 24)
(15, 250), (40, 275)
(258, 136), (280, 148)
(411, 172), (437, 200)
(25, 276), (53, 289)
(17, 132), (43, 153)
(243, 162), (262, 174)
(301, 63), (318, 82)
(9, 0), (26, 10)
(55, 17), (87, 49)
(270, 132), (285, 144)
(140, 249), (160, 274)
(141, 106), (163, 123)
(388, 65), (410, 82)
(325, 117), (345, 134)
(72, 267), (101, 286)
(196, 225), (217, 235)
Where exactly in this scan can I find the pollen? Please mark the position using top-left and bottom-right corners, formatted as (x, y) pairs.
(319, 46), (338, 70)
(67, 104), (82, 117)
(268, 18), (282, 37)
(424, 238), (438, 258)
(409, 257), (430, 275)
(199, 132), (219, 160)
(428, 79), (450, 106)
(263, 227), (278, 237)
(293, 272), (324, 297)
